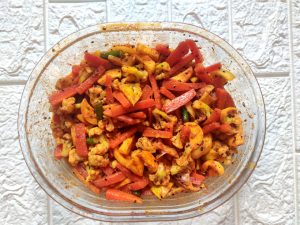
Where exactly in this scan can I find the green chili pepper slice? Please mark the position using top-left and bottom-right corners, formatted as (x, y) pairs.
(181, 107), (189, 122)
(101, 50), (123, 59)
(86, 137), (95, 145)
(95, 102), (103, 120)
(132, 190), (141, 197)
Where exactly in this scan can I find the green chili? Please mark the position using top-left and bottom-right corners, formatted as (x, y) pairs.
(101, 50), (123, 59)
(95, 102), (104, 120)
(181, 107), (189, 122)
(86, 137), (95, 145)
(132, 190), (141, 197)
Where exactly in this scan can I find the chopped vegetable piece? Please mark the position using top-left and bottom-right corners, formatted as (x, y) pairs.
(215, 88), (235, 109)
(180, 125), (191, 146)
(118, 136), (135, 155)
(204, 108), (221, 125)
(105, 75), (114, 104)
(162, 79), (206, 92)
(116, 163), (142, 182)
(115, 115), (141, 125)
(72, 165), (101, 194)
(137, 43), (159, 61)
(181, 107), (189, 122)
(155, 44), (171, 56)
(49, 85), (78, 106)
(93, 172), (126, 188)
(171, 66), (193, 82)
(77, 66), (105, 94)
(113, 91), (132, 108)
(72, 65), (81, 76)
(126, 111), (147, 119)
(85, 52), (111, 69)
(119, 83), (142, 106)
(190, 172), (205, 185)
(163, 89), (197, 113)
(94, 102), (103, 120)
(109, 127), (138, 149)
(185, 39), (203, 64)
(149, 73), (161, 109)
(127, 178), (149, 191)
(160, 86), (175, 100)
(98, 68), (122, 85)
(169, 53), (194, 75)
(166, 41), (189, 66)
(204, 62), (222, 73)
(105, 189), (143, 203)
(81, 98), (97, 125)
(54, 144), (63, 160)
(104, 99), (155, 117)
(101, 50), (123, 59)
(132, 190), (142, 197)
(202, 122), (221, 134)
(143, 128), (172, 139)
(86, 137), (95, 145)
(140, 84), (154, 100)
(102, 166), (114, 176)
(73, 123), (88, 157)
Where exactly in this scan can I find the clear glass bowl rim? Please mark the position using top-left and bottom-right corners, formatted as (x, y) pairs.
(18, 21), (266, 222)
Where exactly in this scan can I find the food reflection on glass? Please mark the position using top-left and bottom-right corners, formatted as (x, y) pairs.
(49, 40), (244, 204)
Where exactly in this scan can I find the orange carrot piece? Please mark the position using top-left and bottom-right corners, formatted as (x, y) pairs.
(109, 127), (138, 149)
(160, 86), (175, 100)
(169, 53), (194, 75)
(143, 128), (172, 139)
(105, 75), (114, 104)
(105, 189), (143, 203)
(113, 91), (132, 108)
(149, 73), (161, 109)
(140, 84), (153, 100)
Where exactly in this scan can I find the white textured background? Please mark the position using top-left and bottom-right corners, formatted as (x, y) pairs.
(0, 0), (299, 224)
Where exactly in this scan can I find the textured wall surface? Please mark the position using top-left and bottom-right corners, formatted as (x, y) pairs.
(0, 0), (299, 225)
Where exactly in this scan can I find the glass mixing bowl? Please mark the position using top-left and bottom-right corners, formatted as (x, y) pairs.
(18, 22), (266, 222)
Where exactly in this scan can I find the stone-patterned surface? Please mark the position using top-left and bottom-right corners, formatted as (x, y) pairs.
(292, 1), (300, 151)
(297, 154), (300, 221)
(232, 0), (289, 73)
(0, 86), (47, 225)
(0, 0), (44, 81)
(48, 2), (106, 48)
(107, 0), (169, 22)
(171, 0), (229, 41)
(238, 77), (295, 225)
(52, 201), (102, 225)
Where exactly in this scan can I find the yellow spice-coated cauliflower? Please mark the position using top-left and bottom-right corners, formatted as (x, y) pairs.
(68, 149), (84, 166)
(135, 137), (156, 153)
(61, 97), (75, 114)
(88, 136), (109, 167)
(149, 162), (170, 186)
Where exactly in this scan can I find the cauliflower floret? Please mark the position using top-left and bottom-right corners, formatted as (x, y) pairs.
(86, 166), (100, 181)
(149, 163), (170, 186)
(88, 127), (103, 137)
(136, 137), (156, 153)
(88, 154), (109, 167)
(88, 136), (110, 167)
(105, 118), (114, 132)
(89, 136), (109, 155)
(88, 86), (105, 107)
(68, 149), (84, 166)
(61, 97), (75, 114)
